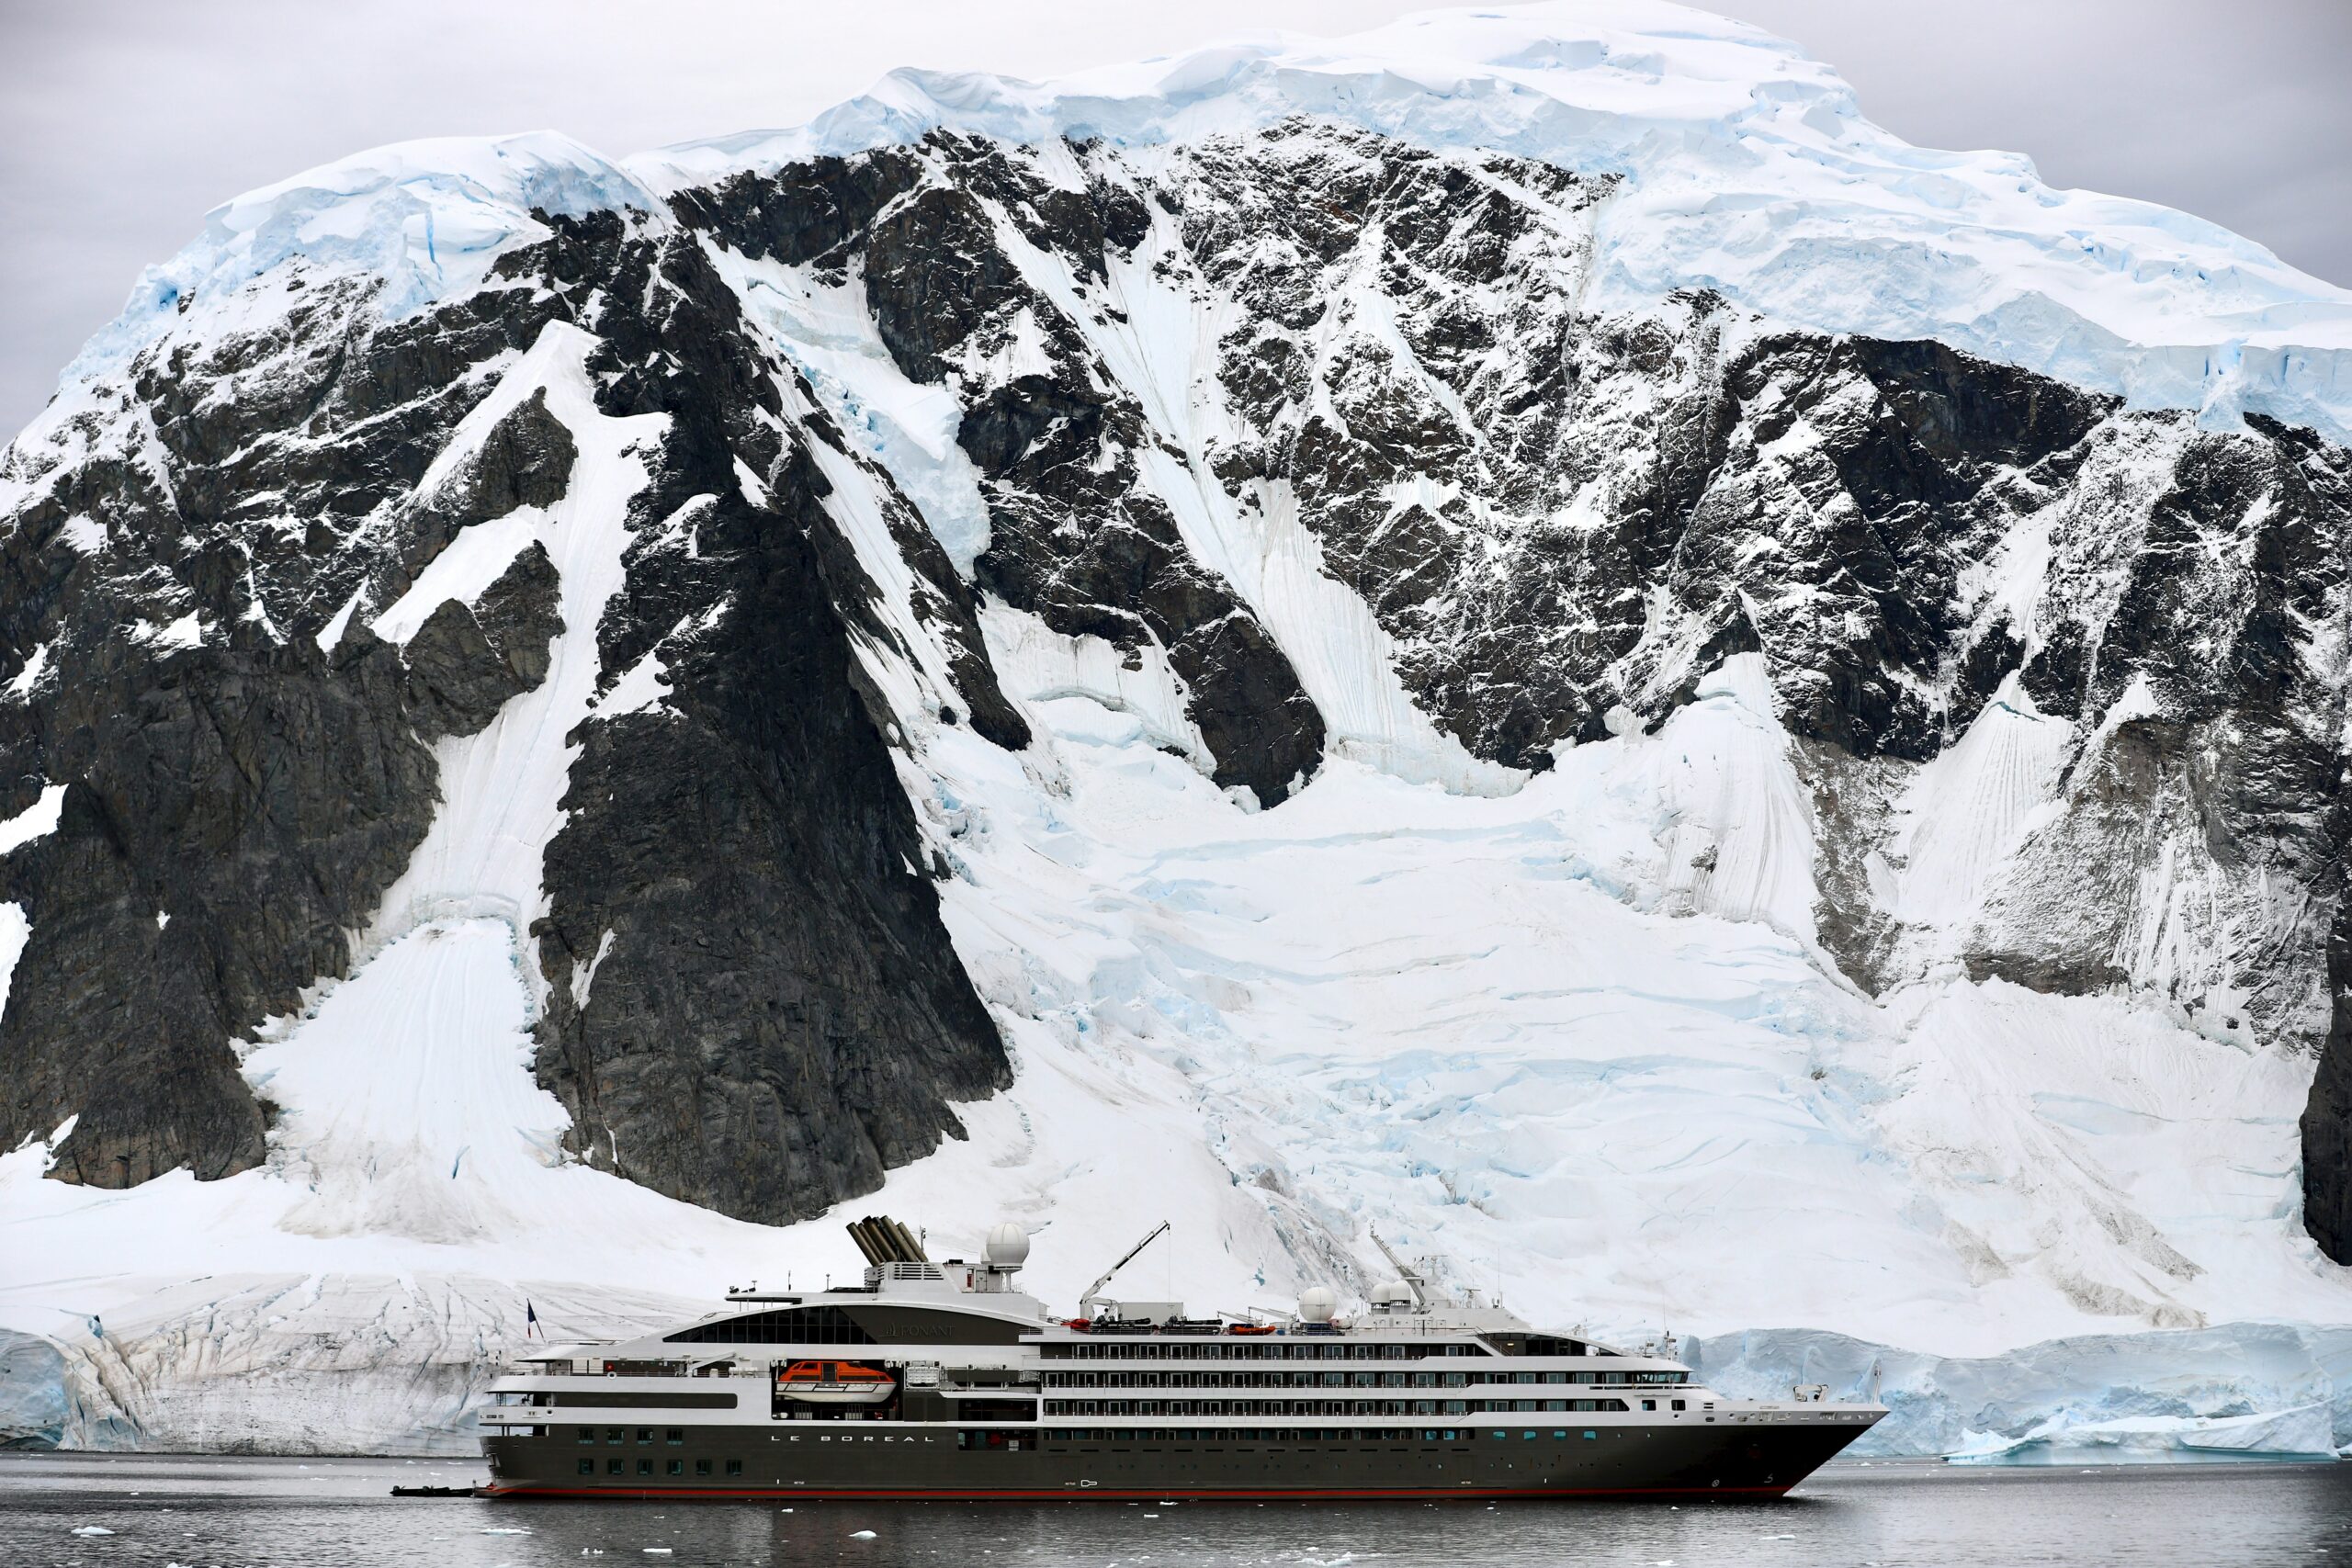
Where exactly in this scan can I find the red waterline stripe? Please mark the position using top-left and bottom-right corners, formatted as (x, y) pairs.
(478, 1483), (1794, 1503)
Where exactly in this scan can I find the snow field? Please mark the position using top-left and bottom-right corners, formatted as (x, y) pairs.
(864, 648), (2337, 1359)
(357, 322), (662, 1000)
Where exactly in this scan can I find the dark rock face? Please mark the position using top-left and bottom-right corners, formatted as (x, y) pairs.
(519, 215), (1011, 1223)
(403, 543), (564, 740)
(678, 132), (1329, 807)
(0, 256), (556, 1185)
(0, 201), (1009, 1223)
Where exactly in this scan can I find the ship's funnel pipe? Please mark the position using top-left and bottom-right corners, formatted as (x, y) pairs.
(844, 1218), (888, 1265)
(885, 1217), (928, 1263)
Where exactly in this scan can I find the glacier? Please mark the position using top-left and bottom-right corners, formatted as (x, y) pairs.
(2, 0), (2348, 1465)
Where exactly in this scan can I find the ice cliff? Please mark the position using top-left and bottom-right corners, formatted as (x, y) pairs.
(1, 0), (2348, 1460)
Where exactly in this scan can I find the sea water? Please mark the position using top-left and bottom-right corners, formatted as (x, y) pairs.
(2, 1452), (2346, 1565)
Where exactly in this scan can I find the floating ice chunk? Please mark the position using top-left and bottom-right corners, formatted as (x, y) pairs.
(851, 1529), (878, 1540)
(70, 1525), (114, 1535)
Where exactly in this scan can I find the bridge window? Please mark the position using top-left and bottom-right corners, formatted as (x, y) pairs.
(663, 1305), (876, 1345)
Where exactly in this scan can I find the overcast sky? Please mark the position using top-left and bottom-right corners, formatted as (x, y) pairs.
(3, 0), (2347, 437)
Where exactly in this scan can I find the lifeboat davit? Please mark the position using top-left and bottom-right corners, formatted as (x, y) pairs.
(775, 1359), (896, 1404)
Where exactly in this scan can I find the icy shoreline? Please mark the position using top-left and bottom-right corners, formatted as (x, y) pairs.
(6, 1315), (2348, 1463)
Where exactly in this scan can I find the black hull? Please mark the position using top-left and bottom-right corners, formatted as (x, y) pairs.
(482, 1418), (1869, 1501)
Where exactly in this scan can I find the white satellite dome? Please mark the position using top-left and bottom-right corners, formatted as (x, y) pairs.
(1297, 1285), (1339, 1323)
(984, 1223), (1031, 1268)
(1370, 1280), (1413, 1307)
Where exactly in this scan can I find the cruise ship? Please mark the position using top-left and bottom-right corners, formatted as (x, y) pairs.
(477, 1216), (1883, 1501)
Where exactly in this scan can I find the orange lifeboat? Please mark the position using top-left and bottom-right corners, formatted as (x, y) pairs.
(774, 1359), (896, 1404)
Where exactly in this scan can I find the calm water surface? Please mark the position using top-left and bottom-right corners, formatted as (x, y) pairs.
(2, 1452), (2345, 1567)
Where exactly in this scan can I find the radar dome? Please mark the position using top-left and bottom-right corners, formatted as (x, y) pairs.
(1370, 1280), (1412, 1306)
(984, 1223), (1031, 1268)
(1298, 1285), (1338, 1323)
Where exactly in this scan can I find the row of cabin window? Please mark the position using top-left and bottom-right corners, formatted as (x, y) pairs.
(579, 1457), (745, 1477)
(1039, 1428), (1618, 1444)
(579, 1427), (687, 1444)
(1046, 1341), (1485, 1360)
(1044, 1370), (1686, 1389)
(1043, 1398), (1647, 1417)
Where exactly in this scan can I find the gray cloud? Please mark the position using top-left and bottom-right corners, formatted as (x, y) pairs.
(3, 0), (2346, 436)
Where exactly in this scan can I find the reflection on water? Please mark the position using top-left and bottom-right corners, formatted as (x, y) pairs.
(4, 1452), (2348, 1566)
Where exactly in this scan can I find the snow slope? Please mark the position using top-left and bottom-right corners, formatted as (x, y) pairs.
(2, 0), (2349, 1463)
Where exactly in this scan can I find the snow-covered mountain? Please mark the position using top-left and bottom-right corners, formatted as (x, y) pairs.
(3, 0), (2350, 1459)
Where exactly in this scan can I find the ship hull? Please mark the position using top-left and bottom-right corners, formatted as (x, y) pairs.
(481, 1417), (1868, 1501)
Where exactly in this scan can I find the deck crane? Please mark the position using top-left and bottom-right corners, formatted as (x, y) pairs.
(1080, 1221), (1171, 1317)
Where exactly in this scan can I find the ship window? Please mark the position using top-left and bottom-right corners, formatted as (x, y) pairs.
(726, 1460), (743, 1476)
(1522, 1430), (1537, 1441)
(1671, 1400), (1686, 1411)
(577, 1427), (594, 1443)
(667, 1459), (684, 1476)
(1643, 1400), (1657, 1412)
(663, 1304), (876, 1346)
(1543, 1371), (1566, 1384)
(667, 1428), (684, 1445)
(637, 1427), (652, 1444)
(1553, 1429), (1567, 1438)
(636, 1459), (652, 1475)
(1490, 1430), (1507, 1440)
(607, 1458), (624, 1474)
(1442, 1372), (1466, 1387)
(695, 1459), (711, 1476)
(578, 1458), (594, 1474)
(606, 1427), (624, 1445)
(1584, 1430), (1599, 1440)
